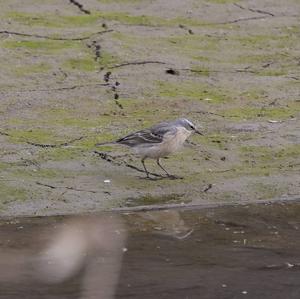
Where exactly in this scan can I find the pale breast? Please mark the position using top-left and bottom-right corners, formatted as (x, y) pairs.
(159, 127), (191, 155)
(133, 127), (191, 159)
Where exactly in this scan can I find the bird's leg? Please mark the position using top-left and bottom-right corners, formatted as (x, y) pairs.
(156, 158), (171, 177)
(141, 158), (150, 178)
(157, 158), (183, 179)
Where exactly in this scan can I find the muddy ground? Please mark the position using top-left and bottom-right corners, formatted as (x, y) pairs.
(0, 0), (299, 217)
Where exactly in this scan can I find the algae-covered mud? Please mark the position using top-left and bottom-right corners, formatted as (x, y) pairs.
(0, 0), (299, 216)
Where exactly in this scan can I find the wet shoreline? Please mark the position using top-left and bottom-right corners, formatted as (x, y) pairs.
(1, 200), (300, 298)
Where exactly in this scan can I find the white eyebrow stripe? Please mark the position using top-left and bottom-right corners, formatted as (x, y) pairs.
(183, 119), (194, 127)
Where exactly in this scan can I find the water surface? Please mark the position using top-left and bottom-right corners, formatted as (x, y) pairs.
(1, 201), (300, 298)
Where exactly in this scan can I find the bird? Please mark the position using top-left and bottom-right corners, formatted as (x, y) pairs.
(96, 118), (203, 178)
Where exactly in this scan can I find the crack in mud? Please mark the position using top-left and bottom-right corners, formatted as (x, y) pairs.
(218, 16), (268, 25)
(0, 30), (113, 41)
(109, 61), (167, 69)
(202, 183), (213, 192)
(86, 40), (102, 61)
(26, 136), (84, 148)
(114, 99), (123, 109)
(233, 3), (275, 17)
(69, 0), (90, 15)
(103, 71), (111, 83)
(0, 83), (110, 94)
(193, 110), (226, 118)
(36, 181), (99, 193)
(288, 76), (299, 81)
(102, 71), (123, 109)
(0, 131), (10, 137)
(93, 150), (164, 178)
(184, 67), (257, 75)
(179, 24), (194, 35)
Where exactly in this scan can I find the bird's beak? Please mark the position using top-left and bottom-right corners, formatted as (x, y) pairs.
(194, 129), (203, 135)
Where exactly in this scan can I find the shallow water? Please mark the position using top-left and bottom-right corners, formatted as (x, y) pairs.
(1, 201), (300, 298)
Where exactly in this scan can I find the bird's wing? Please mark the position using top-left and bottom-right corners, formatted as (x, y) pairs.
(116, 122), (176, 147)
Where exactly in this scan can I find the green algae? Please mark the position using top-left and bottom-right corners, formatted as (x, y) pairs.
(239, 89), (267, 101)
(6, 11), (185, 28)
(233, 34), (297, 50)
(157, 81), (229, 103)
(7, 12), (102, 27)
(248, 182), (287, 200)
(98, 11), (163, 26)
(0, 182), (27, 205)
(7, 128), (64, 144)
(223, 104), (299, 120)
(190, 66), (211, 76)
(233, 53), (290, 65)
(97, 12), (217, 27)
(43, 108), (114, 129)
(0, 161), (9, 171)
(125, 193), (185, 207)
(98, 0), (150, 3)
(64, 58), (98, 72)
(235, 144), (300, 176)
(206, 0), (239, 3)
(3, 39), (82, 53)
(12, 167), (68, 179)
(36, 133), (116, 162)
(64, 52), (118, 70)
(167, 35), (219, 52)
(109, 98), (180, 126)
(0, 1), (298, 216)
(112, 31), (221, 62)
(86, 133), (116, 147)
(240, 144), (300, 162)
(256, 69), (288, 77)
(12, 63), (51, 76)
(283, 25), (300, 35)
(200, 133), (231, 150)
(192, 55), (210, 62)
(37, 148), (82, 162)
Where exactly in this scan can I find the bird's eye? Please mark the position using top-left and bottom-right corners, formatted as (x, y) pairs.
(190, 125), (195, 130)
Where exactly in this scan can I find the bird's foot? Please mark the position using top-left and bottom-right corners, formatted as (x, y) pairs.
(167, 174), (183, 180)
(139, 175), (164, 181)
(139, 172), (166, 180)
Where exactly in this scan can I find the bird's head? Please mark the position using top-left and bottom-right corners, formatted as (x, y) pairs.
(174, 118), (203, 135)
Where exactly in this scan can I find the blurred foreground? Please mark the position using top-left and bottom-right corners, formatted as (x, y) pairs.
(1, 201), (300, 298)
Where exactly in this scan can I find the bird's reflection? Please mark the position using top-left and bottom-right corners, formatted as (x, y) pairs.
(128, 210), (193, 239)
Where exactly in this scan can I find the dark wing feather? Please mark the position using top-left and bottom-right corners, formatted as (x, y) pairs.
(116, 122), (175, 147)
